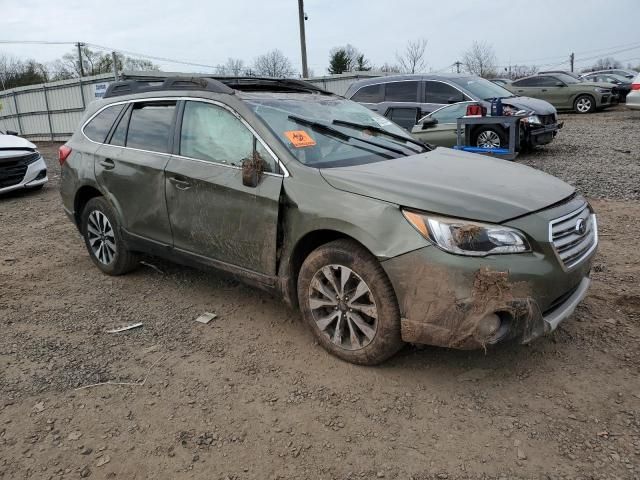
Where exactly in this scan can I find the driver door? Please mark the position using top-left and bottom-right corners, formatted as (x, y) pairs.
(164, 100), (283, 276)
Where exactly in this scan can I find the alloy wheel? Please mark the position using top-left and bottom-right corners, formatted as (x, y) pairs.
(308, 264), (378, 351)
(476, 130), (501, 148)
(87, 210), (116, 265)
(576, 97), (592, 113)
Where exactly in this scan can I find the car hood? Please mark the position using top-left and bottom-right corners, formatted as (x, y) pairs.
(320, 148), (575, 223)
(500, 96), (557, 115)
(0, 134), (36, 150)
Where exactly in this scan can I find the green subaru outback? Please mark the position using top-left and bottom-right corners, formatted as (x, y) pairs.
(59, 76), (597, 365)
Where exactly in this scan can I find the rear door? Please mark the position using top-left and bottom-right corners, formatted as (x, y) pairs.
(164, 99), (283, 276)
(94, 100), (176, 245)
(511, 77), (544, 100)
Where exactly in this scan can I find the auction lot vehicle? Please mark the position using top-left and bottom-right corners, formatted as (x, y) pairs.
(60, 76), (597, 364)
(507, 73), (618, 114)
(584, 68), (638, 80)
(580, 72), (632, 100)
(344, 74), (560, 148)
(625, 73), (640, 110)
(410, 101), (560, 149)
(0, 131), (48, 194)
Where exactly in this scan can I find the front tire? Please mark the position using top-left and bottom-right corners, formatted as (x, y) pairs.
(473, 126), (507, 149)
(81, 197), (138, 275)
(574, 94), (595, 114)
(297, 239), (403, 365)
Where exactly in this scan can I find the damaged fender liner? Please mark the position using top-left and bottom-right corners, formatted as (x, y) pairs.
(400, 267), (545, 349)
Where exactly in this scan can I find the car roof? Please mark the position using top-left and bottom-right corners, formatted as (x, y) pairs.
(345, 73), (474, 92)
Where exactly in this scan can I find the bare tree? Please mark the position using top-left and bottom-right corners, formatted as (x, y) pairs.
(396, 38), (428, 74)
(380, 62), (402, 73)
(219, 57), (245, 76)
(253, 49), (296, 77)
(462, 41), (497, 78)
(509, 64), (538, 80)
(591, 57), (622, 71)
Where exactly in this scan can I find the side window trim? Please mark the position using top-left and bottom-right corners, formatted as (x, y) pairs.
(105, 103), (132, 145)
(80, 97), (288, 177)
(424, 80), (468, 104)
(174, 99), (286, 178)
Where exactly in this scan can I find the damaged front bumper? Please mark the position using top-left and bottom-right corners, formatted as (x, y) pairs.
(381, 240), (594, 350)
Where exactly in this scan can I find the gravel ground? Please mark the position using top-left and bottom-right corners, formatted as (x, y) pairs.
(521, 106), (640, 200)
(1, 106), (639, 479)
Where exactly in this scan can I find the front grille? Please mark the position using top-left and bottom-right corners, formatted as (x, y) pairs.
(0, 152), (40, 189)
(550, 203), (598, 269)
(538, 114), (556, 126)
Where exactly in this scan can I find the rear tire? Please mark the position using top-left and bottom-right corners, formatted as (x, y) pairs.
(472, 126), (507, 149)
(574, 94), (595, 114)
(297, 239), (403, 365)
(81, 197), (138, 275)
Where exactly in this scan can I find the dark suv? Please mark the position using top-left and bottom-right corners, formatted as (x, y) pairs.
(59, 76), (596, 365)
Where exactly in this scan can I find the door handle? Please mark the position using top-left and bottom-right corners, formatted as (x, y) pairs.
(99, 158), (115, 170)
(168, 176), (192, 190)
(541, 89), (548, 92)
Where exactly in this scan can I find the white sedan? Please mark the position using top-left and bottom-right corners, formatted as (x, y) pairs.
(0, 131), (48, 194)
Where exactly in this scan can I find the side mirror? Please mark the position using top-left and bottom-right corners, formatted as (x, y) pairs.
(242, 154), (263, 188)
(447, 94), (465, 104)
(6, 130), (19, 136)
(421, 117), (438, 129)
(555, 81), (565, 87)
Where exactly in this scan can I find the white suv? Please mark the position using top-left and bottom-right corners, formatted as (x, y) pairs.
(0, 131), (48, 194)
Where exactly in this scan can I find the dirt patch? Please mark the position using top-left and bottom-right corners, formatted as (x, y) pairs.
(401, 266), (536, 350)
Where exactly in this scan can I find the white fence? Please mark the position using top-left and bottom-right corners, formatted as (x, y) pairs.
(0, 73), (115, 141)
(0, 71), (383, 142)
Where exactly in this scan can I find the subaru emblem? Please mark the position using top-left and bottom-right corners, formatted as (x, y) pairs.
(575, 218), (586, 236)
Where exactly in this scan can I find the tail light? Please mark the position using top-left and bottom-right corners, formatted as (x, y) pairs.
(58, 145), (72, 165)
(631, 83), (640, 91)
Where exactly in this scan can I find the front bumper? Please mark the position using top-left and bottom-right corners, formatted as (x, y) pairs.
(527, 122), (561, 147)
(381, 200), (596, 350)
(0, 157), (48, 194)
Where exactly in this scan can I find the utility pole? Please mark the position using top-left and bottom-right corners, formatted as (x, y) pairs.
(76, 42), (85, 77)
(111, 51), (118, 81)
(453, 61), (462, 73)
(297, 0), (309, 78)
(570, 52), (575, 72)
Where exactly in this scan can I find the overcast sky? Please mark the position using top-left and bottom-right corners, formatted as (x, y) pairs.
(2, 0), (640, 76)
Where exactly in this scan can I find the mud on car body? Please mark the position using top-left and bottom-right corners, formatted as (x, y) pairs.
(59, 75), (597, 365)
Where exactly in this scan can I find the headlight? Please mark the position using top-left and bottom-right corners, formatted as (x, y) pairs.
(402, 210), (531, 256)
(595, 87), (610, 93)
(524, 114), (541, 125)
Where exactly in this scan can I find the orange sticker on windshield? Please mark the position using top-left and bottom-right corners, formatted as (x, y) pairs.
(284, 130), (316, 148)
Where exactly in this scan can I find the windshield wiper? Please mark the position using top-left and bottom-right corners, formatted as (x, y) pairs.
(287, 115), (405, 156)
(332, 119), (428, 152)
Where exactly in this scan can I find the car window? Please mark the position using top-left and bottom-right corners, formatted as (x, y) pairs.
(351, 84), (383, 103)
(180, 101), (274, 172)
(384, 81), (419, 102)
(539, 77), (562, 86)
(109, 105), (130, 147)
(126, 101), (176, 153)
(385, 107), (420, 129)
(513, 77), (541, 87)
(430, 103), (469, 124)
(424, 81), (464, 104)
(84, 104), (124, 143)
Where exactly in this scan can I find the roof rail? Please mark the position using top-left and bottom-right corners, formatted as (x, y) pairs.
(210, 77), (330, 94)
(103, 76), (234, 98)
